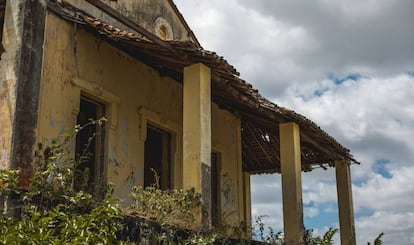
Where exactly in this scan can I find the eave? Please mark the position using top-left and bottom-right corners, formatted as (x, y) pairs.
(48, 0), (358, 174)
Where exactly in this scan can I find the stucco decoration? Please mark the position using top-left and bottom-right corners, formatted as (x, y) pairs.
(154, 17), (173, 40)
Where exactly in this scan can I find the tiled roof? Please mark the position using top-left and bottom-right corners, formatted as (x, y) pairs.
(49, 1), (357, 174)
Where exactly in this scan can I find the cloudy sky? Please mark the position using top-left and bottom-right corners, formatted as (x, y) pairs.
(174, 0), (414, 244)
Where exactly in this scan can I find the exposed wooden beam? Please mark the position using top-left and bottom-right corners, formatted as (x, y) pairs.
(244, 123), (274, 165)
(300, 131), (336, 158)
(241, 144), (261, 170)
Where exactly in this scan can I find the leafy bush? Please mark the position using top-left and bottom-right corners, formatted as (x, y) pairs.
(129, 173), (201, 229)
(0, 120), (385, 245)
(253, 216), (283, 244)
(304, 227), (338, 245)
(368, 232), (384, 245)
(129, 172), (218, 244)
(0, 119), (128, 244)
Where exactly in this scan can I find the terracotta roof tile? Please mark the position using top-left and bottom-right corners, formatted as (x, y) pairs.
(48, 1), (358, 174)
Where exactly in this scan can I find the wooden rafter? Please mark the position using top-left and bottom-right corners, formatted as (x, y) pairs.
(245, 123), (274, 165)
(47, 1), (358, 174)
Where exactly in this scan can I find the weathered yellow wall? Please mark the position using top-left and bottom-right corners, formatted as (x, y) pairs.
(66, 0), (193, 41)
(103, 0), (191, 41)
(211, 103), (247, 227)
(38, 12), (183, 205)
(37, 11), (248, 224)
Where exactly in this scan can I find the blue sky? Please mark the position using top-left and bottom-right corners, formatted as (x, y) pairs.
(175, 0), (414, 244)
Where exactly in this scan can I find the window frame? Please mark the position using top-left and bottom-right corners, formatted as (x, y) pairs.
(144, 124), (172, 189)
(74, 95), (106, 194)
(71, 78), (119, 192)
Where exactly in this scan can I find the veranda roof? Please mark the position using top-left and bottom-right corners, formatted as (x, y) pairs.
(49, 1), (358, 174)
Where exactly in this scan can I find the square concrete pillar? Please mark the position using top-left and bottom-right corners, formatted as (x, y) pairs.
(335, 160), (356, 245)
(243, 172), (252, 230)
(279, 122), (304, 244)
(183, 63), (211, 229)
(0, 1), (46, 187)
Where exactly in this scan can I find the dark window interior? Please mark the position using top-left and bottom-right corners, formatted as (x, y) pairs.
(144, 125), (171, 189)
(211, 152), (221, 226)
(75, 96), (105, 193)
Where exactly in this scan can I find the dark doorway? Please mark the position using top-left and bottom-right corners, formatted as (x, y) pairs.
(144, 125), (171, 189)
(75, 96), (105, 194)
(211, 152), (221, 226)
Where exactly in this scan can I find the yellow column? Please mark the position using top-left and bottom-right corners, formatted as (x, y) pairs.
(335, 160), (356, 245)
(279, 122), (304, 244)
(183, 63), (211, 229)
(243, 172), (252, 232)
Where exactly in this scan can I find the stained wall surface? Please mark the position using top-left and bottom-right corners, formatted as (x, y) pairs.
(66, 0), (194, 41)
(212, 103), (249, 226)
(0, 1), (22, 169)
(37, 10), (250, 226)
(38, 11), (180, 201)
(0, 1), (17, 169)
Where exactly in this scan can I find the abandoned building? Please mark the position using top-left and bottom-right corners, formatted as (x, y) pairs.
(0, 0), (358, 244)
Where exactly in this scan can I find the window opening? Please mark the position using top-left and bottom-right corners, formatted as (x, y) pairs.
(144, 125), (171, 190)
(159, 25), (169, 40)
(75, 96), (106, 195)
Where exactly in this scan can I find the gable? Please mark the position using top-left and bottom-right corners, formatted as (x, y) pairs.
(100, 0), (199, 43)
(64, 1), (199, 44)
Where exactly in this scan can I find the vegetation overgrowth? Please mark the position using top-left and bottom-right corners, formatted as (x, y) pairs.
(0, 120), (384, 244)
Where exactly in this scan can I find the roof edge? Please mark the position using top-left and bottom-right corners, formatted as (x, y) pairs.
(167, 0), (201, 47)
(47, 1), (358, 171)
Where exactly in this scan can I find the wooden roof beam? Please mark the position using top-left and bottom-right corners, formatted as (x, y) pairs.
(300, 131), (339, 159)
(244, 123), (274, 165)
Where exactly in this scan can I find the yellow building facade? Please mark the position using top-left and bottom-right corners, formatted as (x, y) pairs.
(1, 1), (356, 243)
(38, 13), (249, 227)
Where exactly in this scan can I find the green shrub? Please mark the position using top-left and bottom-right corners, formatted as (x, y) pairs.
(129, 175), (201, 229)
(304, 227), (338, 245)
(0, 119), (127, 244)
(0, 120), (385, 245)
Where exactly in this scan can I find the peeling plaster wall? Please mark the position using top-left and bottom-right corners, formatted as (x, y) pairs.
(104, 0), (190, 41)
(0, 1), (22, 169)
(212, 103), (248, 227)
(0, 0), (247, 225)
(37, 10), (246, 224)
(0, 0), (46, 182)
(38, 12), (183, 205)
(66, 0), (193, 41)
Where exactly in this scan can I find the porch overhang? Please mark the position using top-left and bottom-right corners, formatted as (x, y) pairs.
(48, 1), (358, 175)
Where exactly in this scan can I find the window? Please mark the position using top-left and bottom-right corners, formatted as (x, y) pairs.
(154, 17), (173, 40)
(75, 96), (106, 194)
(144, 125), (171, 189)
(211, 151), (221, 226)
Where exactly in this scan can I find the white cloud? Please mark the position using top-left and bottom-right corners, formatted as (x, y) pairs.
(175, 0), (414, 244)
(279, 74), (414, 167)
(356, 211), (414, 244)
(304, 206), (320, 218)
(251, 174), (283, 231)
(279, 74), (414, 244)
(177, 0), (414, 97)
(353, 165), (414, 213)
